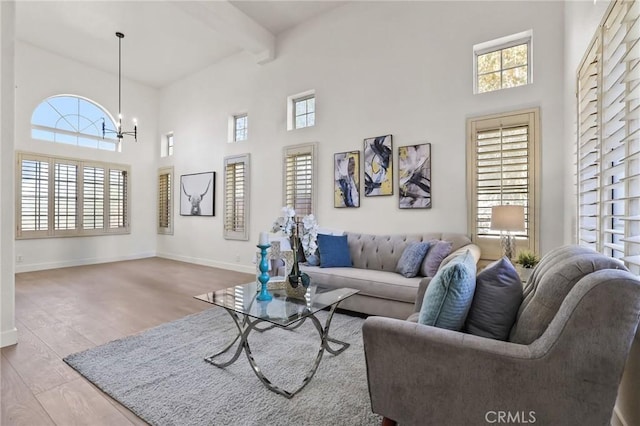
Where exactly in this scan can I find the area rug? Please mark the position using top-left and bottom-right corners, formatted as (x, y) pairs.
(63, 307), (380, 426)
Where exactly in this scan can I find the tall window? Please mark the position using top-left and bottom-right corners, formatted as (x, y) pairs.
(577, 0), (639, 275)
(17, 152), (130, 238)
(158, 167), (173, 235)
(284, 143), (317, 216)
(234, 114), (248, 142)
(224, 154), (250, 240)
(467, 109), (540, 261)
(31, 95), (119, 151)
(474, 31), (532, 94)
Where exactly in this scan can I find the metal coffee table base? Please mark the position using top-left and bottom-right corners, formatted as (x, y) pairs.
(204, 303), (349, 399)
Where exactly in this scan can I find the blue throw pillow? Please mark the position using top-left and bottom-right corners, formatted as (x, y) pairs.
(396, 242), (431, 278)
(317, 234), (352, 268)
(464, 257), (523, 341)
(418, 250), (477, 330)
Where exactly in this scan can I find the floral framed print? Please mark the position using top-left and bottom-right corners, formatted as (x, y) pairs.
(399, 143), (431, 209)
(334, 151), (360, 208)
(180, 171), (215, 216)
(364, 134), (393, 196)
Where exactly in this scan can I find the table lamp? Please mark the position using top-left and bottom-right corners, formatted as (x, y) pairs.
(491, 205), (525, 261)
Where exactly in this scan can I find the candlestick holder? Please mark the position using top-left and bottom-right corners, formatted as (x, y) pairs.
(256, 244), (273, 301)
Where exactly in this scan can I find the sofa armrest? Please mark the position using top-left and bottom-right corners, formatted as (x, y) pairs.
(412, 277), (431, 313)
(439, 243), (481, 269)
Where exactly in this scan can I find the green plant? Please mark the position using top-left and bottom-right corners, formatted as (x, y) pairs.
(515, 250), (540, 268)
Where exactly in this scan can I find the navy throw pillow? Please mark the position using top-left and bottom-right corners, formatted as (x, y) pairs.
(317, 234), (352, 268)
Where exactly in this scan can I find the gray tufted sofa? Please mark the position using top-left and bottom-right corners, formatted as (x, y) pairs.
(300, 232), (480, 319)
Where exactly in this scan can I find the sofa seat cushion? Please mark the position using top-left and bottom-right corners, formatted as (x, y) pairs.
(300, 265), (422, 304)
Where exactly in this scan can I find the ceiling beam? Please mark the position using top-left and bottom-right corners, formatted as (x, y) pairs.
(174, 1), (275, 64)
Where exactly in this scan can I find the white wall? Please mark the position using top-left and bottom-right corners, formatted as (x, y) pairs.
(157, 1), (566, 272)
(0, 1), (17, 347)
(14, 42), (159, 272)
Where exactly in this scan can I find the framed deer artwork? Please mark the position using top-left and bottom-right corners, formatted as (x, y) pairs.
(180, 171), (215, 216)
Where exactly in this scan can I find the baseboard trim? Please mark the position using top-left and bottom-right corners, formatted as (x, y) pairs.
(15, 252), (157, 273)
(156, 252), (255, 275)
(613, 405), (629, 426)
(0, 327), (18, 348)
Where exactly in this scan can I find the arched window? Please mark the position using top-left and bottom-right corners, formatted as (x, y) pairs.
(31, 95), (119, 152)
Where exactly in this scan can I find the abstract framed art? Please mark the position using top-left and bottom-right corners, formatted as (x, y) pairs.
(398, 143), (431, 209)
(334, 151), (360, 208)
(363, 134), (393, 196)
(180, 171), (215, 216)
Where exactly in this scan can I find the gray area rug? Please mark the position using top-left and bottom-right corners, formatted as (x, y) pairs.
(64, 307), (380, 426)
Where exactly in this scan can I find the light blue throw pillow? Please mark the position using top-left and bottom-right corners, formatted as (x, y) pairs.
(418, 250), (477, 330)
(395, 242), (431, 278)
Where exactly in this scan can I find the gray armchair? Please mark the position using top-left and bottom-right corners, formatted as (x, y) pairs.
(363, 246), (640, 426)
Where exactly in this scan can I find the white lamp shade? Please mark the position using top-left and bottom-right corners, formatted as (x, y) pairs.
(491, 205), (525, 232)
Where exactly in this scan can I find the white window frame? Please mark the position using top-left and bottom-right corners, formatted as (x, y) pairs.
(576, 0), (639, 275)
(158, 166), (174, 235)
(232, 113), (248, 142)
(165, 132), (176, 157)
(16, 151), (131, 239)
(283, 142), (317, 217)
(467, 108), (540, 261)
(223, 154), (250, 241)
(473, 30), (533, 94)
(287, 90), (315, 131)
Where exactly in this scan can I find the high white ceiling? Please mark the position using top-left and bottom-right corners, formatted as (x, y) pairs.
(16, 1), (345, 88)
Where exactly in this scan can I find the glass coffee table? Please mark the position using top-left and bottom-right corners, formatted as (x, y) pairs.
(194, 282), (359, 398)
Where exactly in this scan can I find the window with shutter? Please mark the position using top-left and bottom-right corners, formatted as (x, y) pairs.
(16, 152), (130, 238)
(158, 167), (173, 235)
(467, 109), (540, 261)
(224, 154), (250, 240)
(19, 156), (49, 236)
(109, 169), (128, 229)
(83, 165), (105, 230)
(576, 0), (640, 274)
(284, 143), (317, 217)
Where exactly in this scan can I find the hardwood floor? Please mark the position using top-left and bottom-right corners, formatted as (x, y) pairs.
(1, 257), (253, 426)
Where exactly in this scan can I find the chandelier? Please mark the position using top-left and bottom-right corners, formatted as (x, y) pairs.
(103, 32), (137, 141)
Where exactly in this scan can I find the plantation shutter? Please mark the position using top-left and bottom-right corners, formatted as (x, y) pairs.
(19, 156), (49, 236)
(467, 109), (539, 261)
(284, 143), (316, 217)
(158, 167), (173, 234)
(577, 39), (600, 250)
(109, 168), (128, 229)
(224, 154), (250, 241)
(54, 161), (78, 233)
(576, 0), (640, 274)
(82, 165), (105, 230)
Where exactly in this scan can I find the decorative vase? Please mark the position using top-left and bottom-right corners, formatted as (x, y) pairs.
(306, 253), (319, 266)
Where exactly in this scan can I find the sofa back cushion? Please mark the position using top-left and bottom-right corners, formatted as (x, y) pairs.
(509, 245), (628, 344)
(346, 232), (472, 273)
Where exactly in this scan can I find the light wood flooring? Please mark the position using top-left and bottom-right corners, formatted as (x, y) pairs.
(1, 257), (254, 426)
